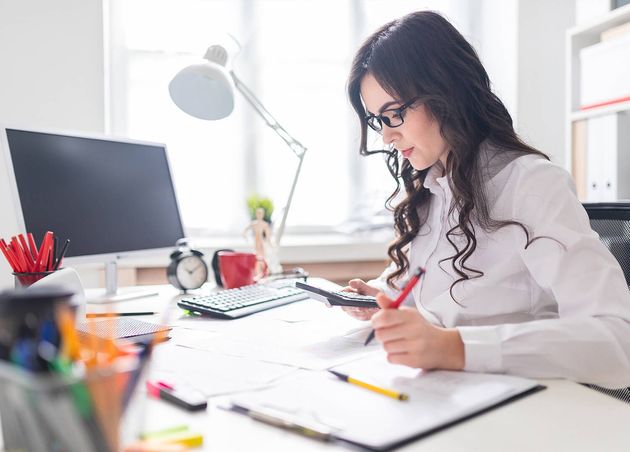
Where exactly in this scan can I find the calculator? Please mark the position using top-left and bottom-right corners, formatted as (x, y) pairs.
(295, 281), (378, 308)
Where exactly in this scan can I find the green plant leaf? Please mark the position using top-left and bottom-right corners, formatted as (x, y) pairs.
(246, 194), (274, 222)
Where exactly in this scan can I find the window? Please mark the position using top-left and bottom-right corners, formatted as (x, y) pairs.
(107, 0), (470, 236)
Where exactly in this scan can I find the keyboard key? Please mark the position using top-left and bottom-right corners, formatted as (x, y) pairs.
(177, 283), (308, 319)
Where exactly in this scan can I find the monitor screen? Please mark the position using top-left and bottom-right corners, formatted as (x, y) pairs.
(3, 128), (185, 259)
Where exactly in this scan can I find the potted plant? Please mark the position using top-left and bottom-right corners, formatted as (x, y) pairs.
(246, 195), (274, 223)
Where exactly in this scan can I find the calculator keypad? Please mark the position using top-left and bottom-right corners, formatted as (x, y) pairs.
(332, 291), (376, 302)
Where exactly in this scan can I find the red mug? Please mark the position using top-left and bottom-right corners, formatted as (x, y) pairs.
(217, 252), (267, 289)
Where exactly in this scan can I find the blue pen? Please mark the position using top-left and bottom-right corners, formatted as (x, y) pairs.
(10, 338), (39, 371)
(40, 319), (59, 346)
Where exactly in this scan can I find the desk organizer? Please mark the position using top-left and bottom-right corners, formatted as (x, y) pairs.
(0, 359), (140, 452)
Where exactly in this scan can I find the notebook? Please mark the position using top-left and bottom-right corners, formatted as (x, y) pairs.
(76, 318), (171, 343)
(227, 354), (545, 451)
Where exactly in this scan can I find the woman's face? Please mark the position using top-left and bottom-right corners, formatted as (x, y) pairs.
(360, 74), (449, 171)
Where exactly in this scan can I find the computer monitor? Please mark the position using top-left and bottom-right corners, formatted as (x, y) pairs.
(0, 127), (185, 301)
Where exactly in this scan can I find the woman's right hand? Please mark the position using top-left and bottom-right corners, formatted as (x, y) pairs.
(340, 279), (381, 321)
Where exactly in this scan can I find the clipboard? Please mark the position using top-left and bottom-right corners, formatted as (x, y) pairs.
(227, 356), (546, 451)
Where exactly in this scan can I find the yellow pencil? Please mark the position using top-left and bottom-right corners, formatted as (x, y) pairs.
(329, 370), (409, 401)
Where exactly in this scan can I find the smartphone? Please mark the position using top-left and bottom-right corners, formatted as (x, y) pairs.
(295, 281), (378, 308)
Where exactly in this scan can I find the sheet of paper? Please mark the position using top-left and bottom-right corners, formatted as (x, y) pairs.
(168, 298), (344, 330)
(147, 342), (296, 397)
(267, 299), (338, 323)
(229, 355), (541, 450)
(172, 309), (380, 370)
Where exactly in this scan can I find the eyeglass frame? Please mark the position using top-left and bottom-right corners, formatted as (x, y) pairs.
(364, 97), (421, 133)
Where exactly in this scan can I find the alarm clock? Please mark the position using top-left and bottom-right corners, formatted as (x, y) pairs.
(167, 240), (208, 292)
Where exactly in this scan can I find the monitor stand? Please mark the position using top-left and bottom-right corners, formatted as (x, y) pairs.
(86, 260), (159, 304)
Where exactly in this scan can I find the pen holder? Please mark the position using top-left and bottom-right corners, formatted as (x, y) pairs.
(0, 358), (144, 452)
(0, 287), (75, 365)
(13, 270), (57, 288)
(0, 287), (151, 452)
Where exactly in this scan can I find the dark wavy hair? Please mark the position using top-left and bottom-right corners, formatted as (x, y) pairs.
(347, 11), (551, 301)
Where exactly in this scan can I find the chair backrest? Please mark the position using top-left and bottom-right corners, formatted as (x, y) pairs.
(582, 202), (630, 403)
(583, 202), (630, 287)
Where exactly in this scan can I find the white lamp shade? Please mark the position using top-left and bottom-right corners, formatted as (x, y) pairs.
(168, 61), (235, 120)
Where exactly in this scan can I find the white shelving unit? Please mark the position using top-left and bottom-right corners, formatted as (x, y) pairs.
(565, 3), (630, 182)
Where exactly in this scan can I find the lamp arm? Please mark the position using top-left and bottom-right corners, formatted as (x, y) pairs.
(275, 150), (305, 245)
(230, 71), (307, 158)
(229, 70), (308, 246)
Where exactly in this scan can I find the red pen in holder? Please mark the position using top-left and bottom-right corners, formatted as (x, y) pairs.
(2, 232), (70, 287)
(12, 271), (57, 288)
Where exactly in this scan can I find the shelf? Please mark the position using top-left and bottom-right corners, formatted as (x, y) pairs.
(564, 5), (630, 196)
(568, 3), (630, 38)
(570, 100), (630, 121)
(565, 4), (630, 173)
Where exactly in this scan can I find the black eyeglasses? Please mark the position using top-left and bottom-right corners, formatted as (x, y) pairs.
(364, 97), (420, 133)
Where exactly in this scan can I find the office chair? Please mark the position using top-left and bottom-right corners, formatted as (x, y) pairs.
(582, 202), (630, 404)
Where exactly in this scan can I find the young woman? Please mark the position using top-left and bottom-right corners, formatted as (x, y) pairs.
(344, 11), (630, 389)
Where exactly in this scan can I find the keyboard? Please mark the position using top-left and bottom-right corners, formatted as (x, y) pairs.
(177, 283), (309, 319)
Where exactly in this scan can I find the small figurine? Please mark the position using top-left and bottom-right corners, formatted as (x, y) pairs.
(243, 207), (276, 277)
(244, 208), (271, 257)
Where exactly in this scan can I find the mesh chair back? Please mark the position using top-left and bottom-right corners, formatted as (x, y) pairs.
(584, 203), (630, 287)
(582, 203), (630, 403)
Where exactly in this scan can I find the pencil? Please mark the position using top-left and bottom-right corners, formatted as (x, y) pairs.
(86, 312), (158, 318)
(54, 239), (70, 270)
(364, 267), (426, 346)
(329, 370), (409, 401)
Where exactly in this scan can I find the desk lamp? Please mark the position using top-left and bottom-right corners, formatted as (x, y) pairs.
(168, 45), (307, 248)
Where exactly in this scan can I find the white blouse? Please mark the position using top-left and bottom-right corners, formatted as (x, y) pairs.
(368, 149), (630, 389)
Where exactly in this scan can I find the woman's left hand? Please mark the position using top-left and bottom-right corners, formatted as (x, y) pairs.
(371, 293), (465, 370)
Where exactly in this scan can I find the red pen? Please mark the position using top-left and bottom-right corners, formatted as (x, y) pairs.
(11, 237), (27, 272)
(7, 241), (23, 272)
(18, 234), (35, 269)
(34, 231), (53, 272)
(0, 239), (19, 271)
(364, 267), (426, 346)
(27, 232), (39, 258)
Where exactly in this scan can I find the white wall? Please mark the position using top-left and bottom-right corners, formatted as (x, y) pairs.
(516, 0), (576, 164)
(470, 0), (576, 165)
(576, 0), (613, 24)
(469, 0), (519, 124)
(0, 0), (106, 289)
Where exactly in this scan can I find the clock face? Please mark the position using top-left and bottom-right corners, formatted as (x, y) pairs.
(175, 255), (208, 289)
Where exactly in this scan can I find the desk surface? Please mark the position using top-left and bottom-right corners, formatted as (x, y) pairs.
(138, 378), (630, 452)
(119, 285), (630, 451)
(5, 284), (630, 451)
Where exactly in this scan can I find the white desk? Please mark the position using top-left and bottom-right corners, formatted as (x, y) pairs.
(120, 285), (630, 451)
(137, 378), (629, 452)
(5, 284), (629, 451)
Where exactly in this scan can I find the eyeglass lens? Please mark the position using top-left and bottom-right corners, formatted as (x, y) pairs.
(366, 101), (414, 132)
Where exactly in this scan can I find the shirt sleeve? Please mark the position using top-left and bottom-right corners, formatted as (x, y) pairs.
(367, 260), (404, 300)
(458, 159), (630, 389)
